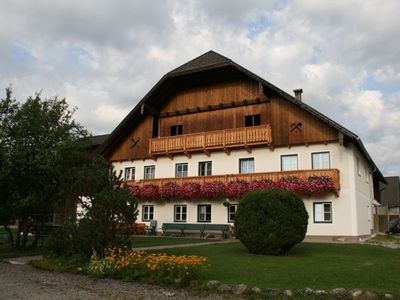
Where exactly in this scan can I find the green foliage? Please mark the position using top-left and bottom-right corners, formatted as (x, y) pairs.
(0, 87), (95, 249)
(46, 185), (138, 258)
(235, 189), (308, 255)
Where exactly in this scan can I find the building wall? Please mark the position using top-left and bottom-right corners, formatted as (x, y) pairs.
(112, 142), (371, 238)
(351, 145), (375, 236)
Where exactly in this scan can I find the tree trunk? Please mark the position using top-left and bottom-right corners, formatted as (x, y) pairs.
(15, 222), (22, 249)
(3, 225), (14, 246)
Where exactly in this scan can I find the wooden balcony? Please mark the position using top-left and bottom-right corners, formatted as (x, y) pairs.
(149, 124), (272, 157)
(127, 168), (340, 193)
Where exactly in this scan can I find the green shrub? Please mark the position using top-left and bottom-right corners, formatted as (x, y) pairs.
(235, 189), (308, 255)
(46, 187), (137, 258)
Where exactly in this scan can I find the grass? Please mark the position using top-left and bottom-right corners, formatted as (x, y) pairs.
(0, 227), (47, 260)
(31, 255), (87, 273)
(155, 242), (400, 295)
(130, 236), (217, 248)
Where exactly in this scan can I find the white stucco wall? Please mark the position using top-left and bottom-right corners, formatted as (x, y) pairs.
(112, 143), (374, 238)
(351, 145), (375, 236)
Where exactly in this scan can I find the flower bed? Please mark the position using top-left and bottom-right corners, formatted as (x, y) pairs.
(87, 247), (207, 286)
(128, 176), (336, 201)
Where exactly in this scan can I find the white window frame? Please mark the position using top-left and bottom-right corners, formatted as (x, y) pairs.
(198, 204), (211, 223)
(142, 205), (154, 221)
(311, 152), (331, 169)
(313, 202), (332, 223)
(198, 161), (212, 176)
(144, 165), (155, 179)
(174, 205), (187, 222)
(239, 158), (255, 174)
(281, 154), (298, 171)
(227, 204), (238, 223)
(124, 167), (135, 180)
(175, 163), (188, 178)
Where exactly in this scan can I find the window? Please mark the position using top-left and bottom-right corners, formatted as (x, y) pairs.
(281, 154), (298, 171)
(124, 167), (135, 180)
(175, 163), (188, 177)
(198, 161), (212, 176)
(198, 204), (211, 222)
(245, 114), (261, 127)
(313, 202), (332, 223)
(142, 205), (154, 221)
(174, 205), (187, 222)
(239, 158), (255, 174)
(170, 125), (183, 136)
(228, 204), (237, 223)
(312, 152), (330, 169)
(144, 165), (155, 179)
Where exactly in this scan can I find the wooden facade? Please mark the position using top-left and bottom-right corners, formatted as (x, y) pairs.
(107, 77), (338, 162)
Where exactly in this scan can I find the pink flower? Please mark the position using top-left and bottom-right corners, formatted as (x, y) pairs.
(225, 180), (249, 199)
(139, 184), (159, 199)
(200, 181), (226, 199)
(128, 185), (140, 197)
(159, 182), (181, 199)
(180, 183), (201, 199)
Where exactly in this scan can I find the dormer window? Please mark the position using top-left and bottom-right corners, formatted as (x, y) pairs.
(170, 125), (183, 136)
(245, 114), (261, 127)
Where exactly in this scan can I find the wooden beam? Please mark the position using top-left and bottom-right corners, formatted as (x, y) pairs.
(223, 148), (231, 155)
(203, 149), (211, 157)
(244, 145), (252, 153)
(184, 151), (191, 158)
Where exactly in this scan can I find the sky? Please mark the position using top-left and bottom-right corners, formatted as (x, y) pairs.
(0, 0), (399, 176)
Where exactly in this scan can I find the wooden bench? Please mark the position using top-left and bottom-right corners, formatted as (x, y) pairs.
(29, 224), (59, 245)
(162, 223), (231, 239)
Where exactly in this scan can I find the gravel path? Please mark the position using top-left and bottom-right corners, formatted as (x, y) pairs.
(0, 262), (226, 300)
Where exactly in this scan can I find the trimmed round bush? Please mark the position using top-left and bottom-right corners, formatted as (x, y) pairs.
(235, 189), (308, 255)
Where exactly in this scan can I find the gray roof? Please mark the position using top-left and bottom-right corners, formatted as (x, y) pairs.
(90, 134), (110, 146)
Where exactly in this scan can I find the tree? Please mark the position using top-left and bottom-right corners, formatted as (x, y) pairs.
(235, 189), (308, 255)
(0, 87), (102, 249)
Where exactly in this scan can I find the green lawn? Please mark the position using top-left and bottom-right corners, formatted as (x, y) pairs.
(157, 242), (400, 295)
(0, 227), (47, 259)
(131, 236), (216, 248)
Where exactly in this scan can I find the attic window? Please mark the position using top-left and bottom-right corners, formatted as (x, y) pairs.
(171, 125), (183, 136)
(245, 114), (261, 127)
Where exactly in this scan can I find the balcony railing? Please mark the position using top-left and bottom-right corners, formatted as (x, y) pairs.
(149, 124), (272, 157)
(127, 168), (340, 192)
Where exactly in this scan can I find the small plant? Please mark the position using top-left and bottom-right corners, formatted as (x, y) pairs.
(235, 189), (308, 255)
(87, 247), (207, 286)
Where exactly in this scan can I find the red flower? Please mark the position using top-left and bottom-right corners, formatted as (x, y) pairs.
(180, 183), (201, 199)
(128, 185), (140, 197)
(139, 184), (159, 199)
(200, 181), (226, 199)
(225, 180), (249, 199)
(159, 182), (181, 199)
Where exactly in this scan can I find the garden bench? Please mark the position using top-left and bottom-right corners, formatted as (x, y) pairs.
(29, 224), (59, 245)
(202, 224), (231, 239)
(162, 223), (231, 239)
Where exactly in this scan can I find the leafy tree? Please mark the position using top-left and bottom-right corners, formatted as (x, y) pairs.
(0, 87), (115, 249)
(235, 189), (308, 255)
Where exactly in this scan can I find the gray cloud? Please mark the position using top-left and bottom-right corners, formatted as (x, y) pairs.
(0, 0), (399, 176)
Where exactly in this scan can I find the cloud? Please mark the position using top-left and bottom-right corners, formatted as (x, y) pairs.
(0, 0), (399, 176)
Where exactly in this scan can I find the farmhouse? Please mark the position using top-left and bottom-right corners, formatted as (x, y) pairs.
(98, 51), (385, 241)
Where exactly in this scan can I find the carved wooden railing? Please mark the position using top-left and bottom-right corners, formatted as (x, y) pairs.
(126, 169), (340, 192)
(149, 124), (272, 156)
